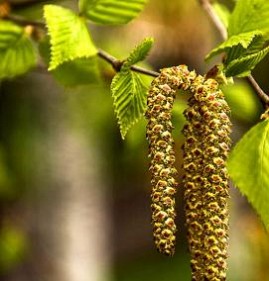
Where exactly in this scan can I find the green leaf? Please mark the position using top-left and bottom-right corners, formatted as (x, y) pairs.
(224, 45), (269, 77)
(0, 21), (37, 79)
(228, 119), (269, 231)
(111, 67), (148, 139)
(79, 0), (148, 25)
(228, 0), (269, 38)
(125, 37), (154, 66)
(43, 5), (97, 70)
(206, 30), (264, 61)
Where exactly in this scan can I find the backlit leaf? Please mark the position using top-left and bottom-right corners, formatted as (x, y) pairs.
(206, 30), (264, 62)
(228, 0), (269, 38)
(79, 0), (147, 25)
(125, 37), (154, 66)
(43, 5), (97, 70)
(111, 66), (148, 139)
(228, 119), (269, 230)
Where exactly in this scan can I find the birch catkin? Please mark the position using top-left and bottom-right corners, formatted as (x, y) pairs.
(183, 76), (231, 280)
(146, 65), (196, 256)
(146, 65), (231, 280)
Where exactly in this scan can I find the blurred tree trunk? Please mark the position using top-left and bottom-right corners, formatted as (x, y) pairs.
(0, 72), (112, 281)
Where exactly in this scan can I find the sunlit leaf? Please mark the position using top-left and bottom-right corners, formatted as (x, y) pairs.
(206, 30), (264, 62)
(125, 37), (154, 66)
(110, 38), (154, 138)
(228, 119), (269, 231)
(43, 5), (97, 70)
(228, 0), (269, 38)
(111, 66), (148, 139)
(79, 0), (148, 25)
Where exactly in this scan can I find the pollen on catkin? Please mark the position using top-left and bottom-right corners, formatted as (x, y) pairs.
(182, 76), (231, 281)
(146, 65), (196, 256)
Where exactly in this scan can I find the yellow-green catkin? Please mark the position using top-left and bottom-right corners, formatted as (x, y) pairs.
(146, 65), (196, 256)
(182, 76), (232, 280)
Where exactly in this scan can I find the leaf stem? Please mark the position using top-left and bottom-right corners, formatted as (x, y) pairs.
(198, 0), (269, 107)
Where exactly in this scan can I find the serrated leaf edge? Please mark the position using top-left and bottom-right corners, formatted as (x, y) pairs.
(43, 5), (97, 71)
(111, 69), (147, 139)
(224, 44), (269, 77)
(206, 30), (264, 61)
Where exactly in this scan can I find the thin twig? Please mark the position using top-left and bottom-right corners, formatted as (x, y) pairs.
(97, 49), (159, 77)
(6, 14), (159, 77)
(198, 0), (269, 107)
(247, 76), (269, 106)
(4, 14), (45, 28)
(9, 0), (55, 8)
(198, 0), (227, 39)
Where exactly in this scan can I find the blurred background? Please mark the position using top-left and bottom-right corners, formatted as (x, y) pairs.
(0, 0), (269, 280)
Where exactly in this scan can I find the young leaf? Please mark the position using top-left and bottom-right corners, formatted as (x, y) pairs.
(228, 119), (269, 231)
(43, 5), (97, 70)
(125, 37), (154, 66)
(228, 0), (269, 38)
(224, 45), (269, 77)
(0, 21), (37, 79)
(206, 30), (264, 61)
(111, 66), (148, 139)
(79, 0), (148, 25)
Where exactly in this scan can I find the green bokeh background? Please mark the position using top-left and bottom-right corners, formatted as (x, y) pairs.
(0, 1), (269, 281)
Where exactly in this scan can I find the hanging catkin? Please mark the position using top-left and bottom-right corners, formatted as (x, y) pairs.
(182, 76), (231, 280)
(146, 65), (231, 280)
(146, 65), (196, 256)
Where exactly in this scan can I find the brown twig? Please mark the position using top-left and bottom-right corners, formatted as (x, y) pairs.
(198, 0), (227, 39)
(97, 49), (159, 77)
(5, 14), (159, 77)
(4, 14), (45, 28)
(198, 0), (269, 107)
(247, 76), (269, 106)
(9, 0), (56, 8)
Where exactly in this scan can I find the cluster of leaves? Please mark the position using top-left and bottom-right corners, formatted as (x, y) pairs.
(209, 0), (269, 232)
(0, 0), (269, 232)
(0, 0), (152, 139)
(208, 0), (269, 77)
